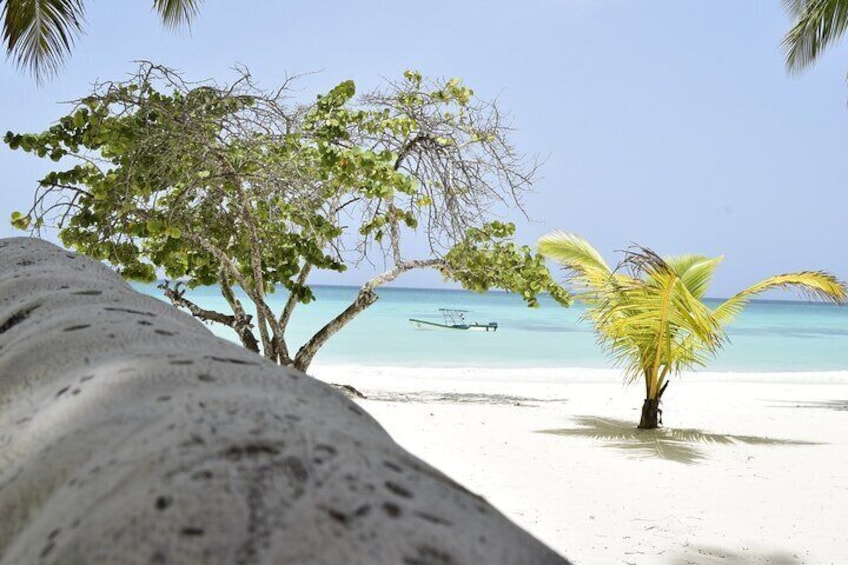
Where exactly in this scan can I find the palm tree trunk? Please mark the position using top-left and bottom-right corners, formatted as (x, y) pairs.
(638, 398), (660, 429)
(638, 380), (669, 429)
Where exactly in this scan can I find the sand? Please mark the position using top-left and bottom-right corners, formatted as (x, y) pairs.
(309, 366), (848, 565)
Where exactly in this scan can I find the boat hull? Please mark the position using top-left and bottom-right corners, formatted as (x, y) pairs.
(408, 319), (498, 332)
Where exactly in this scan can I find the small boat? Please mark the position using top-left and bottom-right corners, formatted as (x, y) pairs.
(409, 308), (498, 332)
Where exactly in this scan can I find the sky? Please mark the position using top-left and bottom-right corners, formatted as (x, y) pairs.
(1, 1), (846, 299)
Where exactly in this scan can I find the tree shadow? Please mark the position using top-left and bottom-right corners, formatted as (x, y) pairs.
(365, 391), (569, 407)
(538, 416), (818, 465)
(665, 544), (802, 564)
(770, 399), (848, 412)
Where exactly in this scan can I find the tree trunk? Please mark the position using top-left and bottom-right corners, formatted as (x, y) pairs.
(638, 398), (661, 429)
(293, 289), (379, 372)
(292, 258), (445, 372)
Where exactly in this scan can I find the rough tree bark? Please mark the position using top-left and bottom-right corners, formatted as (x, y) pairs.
(0, 237), (571, 565)
(292, 258), (443, 372)
(638, 399), (661, 429)
(638, 381), (669, 430)
(159, 280), (261, 353)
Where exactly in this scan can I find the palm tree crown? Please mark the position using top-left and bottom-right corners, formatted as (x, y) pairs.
(538, 231), (846, 428)
(1, 0), (202, 81)
(782, 0), (848, 72)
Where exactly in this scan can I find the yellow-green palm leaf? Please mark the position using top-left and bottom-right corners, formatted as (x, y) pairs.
(713, 271), (847, 324)
(537, 231), (611, 277)
(595, 248), (725, 395)
(665, 254), (724, 300)
(538, 231), (847, 406)
(537, 231), (618, 303)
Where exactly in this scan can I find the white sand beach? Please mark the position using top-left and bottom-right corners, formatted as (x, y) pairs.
(310, 366), (848, 565)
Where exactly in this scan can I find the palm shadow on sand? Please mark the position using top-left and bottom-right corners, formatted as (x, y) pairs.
(539, 416), (818, 465)
(365, 391), (568, 406)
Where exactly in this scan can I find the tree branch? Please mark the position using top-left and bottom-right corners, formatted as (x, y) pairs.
(182, 231), (282, 358)
(294, 258), (444, 370)
(212, 149), (275, 359)
(217, 271), (264, 355)
(386, 203), (403, 265)
(293, 288), (378, 371)
(159, 281), (260, 353)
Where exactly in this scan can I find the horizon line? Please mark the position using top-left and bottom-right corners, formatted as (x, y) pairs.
(143, 280), (840, 306)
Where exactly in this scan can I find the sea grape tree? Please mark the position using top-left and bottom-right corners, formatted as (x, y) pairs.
(6, 62), (569, 371)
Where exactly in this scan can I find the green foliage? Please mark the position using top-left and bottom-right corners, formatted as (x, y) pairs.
(10, 210), (30, 230)
(446, 222), (570, 307)
(5, 69), (343, 291)
(7, 62), (565, 369)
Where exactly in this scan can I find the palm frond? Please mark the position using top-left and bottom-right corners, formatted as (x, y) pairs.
(665, 254), (709, 276)
(666, 254), (723, 300)
(538, 230), (611, 274)
(153, 0), (202, 29)
(782, 0), (848, 73)
(1, 0), (85, 80)
(713, 270), (847, 324)
(538, 231), (615, 299)
(599, 282), (723, 369)
(594, 248), (725, 392)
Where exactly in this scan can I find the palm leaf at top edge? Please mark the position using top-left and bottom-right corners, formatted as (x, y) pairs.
(2, 0), (85, 81)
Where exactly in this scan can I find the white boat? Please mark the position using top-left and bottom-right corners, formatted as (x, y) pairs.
(408, 308), (498, 332)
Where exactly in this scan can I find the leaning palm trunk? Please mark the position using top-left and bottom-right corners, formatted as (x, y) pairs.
(539, 231), (847, 430)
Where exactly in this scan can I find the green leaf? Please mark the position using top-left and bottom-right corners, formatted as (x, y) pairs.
(10, 211), (31, 230)
(146, 219), (164, 235)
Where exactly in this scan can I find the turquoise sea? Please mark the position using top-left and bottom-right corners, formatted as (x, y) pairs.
(136, 284), (848, 372)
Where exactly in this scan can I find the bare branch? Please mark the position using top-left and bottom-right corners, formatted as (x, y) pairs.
(159, 281), (260, 353)
(295, 257), (445, 370)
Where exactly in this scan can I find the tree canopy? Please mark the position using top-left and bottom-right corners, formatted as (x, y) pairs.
(6, 62), (570, 371)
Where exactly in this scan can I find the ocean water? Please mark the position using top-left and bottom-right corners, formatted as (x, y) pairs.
(134, 284), (848, 372)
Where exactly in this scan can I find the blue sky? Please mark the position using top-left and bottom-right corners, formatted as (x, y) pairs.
(1, 1), (846, 298)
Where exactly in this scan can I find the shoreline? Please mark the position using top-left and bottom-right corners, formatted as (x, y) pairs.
(310, 364), (848, 387)
(309, 365), (848, 564)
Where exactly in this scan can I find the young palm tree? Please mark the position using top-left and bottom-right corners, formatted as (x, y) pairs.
(782, 0), (848, 72)
(538, 231), (847, 429)
(1, 0), (202, 80)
